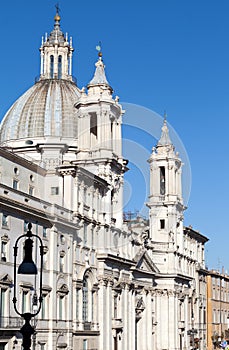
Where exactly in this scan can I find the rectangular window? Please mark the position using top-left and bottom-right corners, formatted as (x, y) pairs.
(83, 224), (88, 245)
(29, 186), (34, 196)
(51, 187), (59, 195)
(41, 293), (48, 320)
(60, 255), (64, 273)
(24, 220), (29, 232)
(22, 291), (27, 313)
(90, 113), (97, 137)
(59, 296), (64, 320)
(50, 55), (54, 79)
(0, 289), (6, 318)
(83, 339), (88, 350)
(41, 299), (45, 319)
(43, 253), (47, 270)
(13, 179), (18, 190)
(1, 241), (7, 262)
(82, 280), (88, 321)
(2, 214), (8, 227)
(58, 55), (62, 79)
(43, 227), (47, 238)
(203, 307), (206, 324)
(160, 219), (165, 229)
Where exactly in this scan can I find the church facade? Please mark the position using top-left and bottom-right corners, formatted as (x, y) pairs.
(0, 10), (208, 350)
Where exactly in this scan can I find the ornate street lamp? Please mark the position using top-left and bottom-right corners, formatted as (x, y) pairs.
(13, 223), (44, 350)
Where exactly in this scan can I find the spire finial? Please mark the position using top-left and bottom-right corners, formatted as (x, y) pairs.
(96, 41), (103, 59)
(157, 112), (173, 147)
(55, 3), (60, 15)
(54, 3), (61, 22)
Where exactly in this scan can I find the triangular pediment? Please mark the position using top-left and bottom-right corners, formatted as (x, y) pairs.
(0, 273), (13, 286)
(134, 250), (159, 274)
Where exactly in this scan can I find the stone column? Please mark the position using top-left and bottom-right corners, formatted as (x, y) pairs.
(98, 279), (107, 350)
(78, 182), (84, 214)
(78, 113), (90, 150)
(78, 288), (83, 329)
(106, 281), (113, 349)
(68, 52), (72, 75)
(122, 283), (131, 349)
(73, 177), (79, 212)
(62, 169), (74, 209)
(129, 288), (135, 350)
(168, 290), (177, 350)
(40, 52), (44, 75)
(156, 290), (169, 349)
(146, 290), (153, 349)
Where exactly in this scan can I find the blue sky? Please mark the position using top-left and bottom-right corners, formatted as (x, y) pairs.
(0, 1), (229, 271)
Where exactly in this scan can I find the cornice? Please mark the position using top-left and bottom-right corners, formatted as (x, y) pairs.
(0, 147), (46, 175)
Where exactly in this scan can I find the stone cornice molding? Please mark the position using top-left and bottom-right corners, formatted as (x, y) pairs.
(155, 289), (177, 297)
(0, 147), (46, 175)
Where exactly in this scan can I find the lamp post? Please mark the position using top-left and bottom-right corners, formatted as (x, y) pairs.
(13, 223), (44, 350)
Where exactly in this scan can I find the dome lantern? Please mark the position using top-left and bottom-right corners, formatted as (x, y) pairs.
(39, 7), (74, 82)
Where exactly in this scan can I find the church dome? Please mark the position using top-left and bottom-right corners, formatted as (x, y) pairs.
(0, 9), (80, 145)
(0, 79), (80, 143)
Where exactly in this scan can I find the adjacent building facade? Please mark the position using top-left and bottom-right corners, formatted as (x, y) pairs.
(0, 9), (210, 350)
(207, 270), (229, 349)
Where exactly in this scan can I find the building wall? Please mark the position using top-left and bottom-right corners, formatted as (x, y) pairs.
(207, 271), (229, 349)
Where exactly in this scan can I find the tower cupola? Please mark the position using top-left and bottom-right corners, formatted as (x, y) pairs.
(39, 7), (74, 81)
(87, 50), (113, 97)
(156, 115), (174, 155)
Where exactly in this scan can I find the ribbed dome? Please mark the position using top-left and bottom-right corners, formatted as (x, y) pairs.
(0, 79), (81, 143)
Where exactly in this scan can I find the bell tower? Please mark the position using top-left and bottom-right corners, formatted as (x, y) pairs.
(147, 116), (185, 272)
(74, 51), (128, 226)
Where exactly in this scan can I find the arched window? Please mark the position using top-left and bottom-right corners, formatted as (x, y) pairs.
(82, 277), (88, 321)
(160, 166), (165, 195)
(50, 55), (54, 78)
(58, 55), (62, 79)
